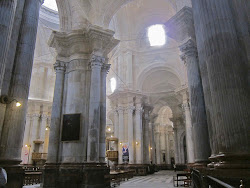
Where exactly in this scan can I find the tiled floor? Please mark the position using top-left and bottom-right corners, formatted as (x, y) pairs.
(117, 170), (176, 188)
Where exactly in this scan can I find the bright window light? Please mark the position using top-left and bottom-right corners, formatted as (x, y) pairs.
(110, 77), (116, 93)
(43, 0), (58, 11)
(148, 24), (166, 46)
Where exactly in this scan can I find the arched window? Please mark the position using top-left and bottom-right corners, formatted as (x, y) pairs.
(110, 77), (117, 93)
(43, 0), (58, 11)
(148, 24), (166, 46)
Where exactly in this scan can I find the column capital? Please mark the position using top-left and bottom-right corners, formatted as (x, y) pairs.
(41, 114), (49, 120)
(135, 107), (143, 115)
(54, 61), (66, 72)
(117, 106), (124, 114)
(31, 113), (40, 119)
(182, 102), (190, 111)
(126, 106), (135, 114)
(179, 38), (198, 63)
(89, 54), (105, 69)
(101, 63), (111, 74)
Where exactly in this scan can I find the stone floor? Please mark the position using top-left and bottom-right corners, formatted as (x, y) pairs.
(117, 170), (177, 188)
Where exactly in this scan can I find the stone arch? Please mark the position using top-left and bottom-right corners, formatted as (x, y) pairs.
(136, 62), (183, 91)
(103, 0), (177, 28)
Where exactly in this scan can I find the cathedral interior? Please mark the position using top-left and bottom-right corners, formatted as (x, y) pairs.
(0, 0), (249, 188)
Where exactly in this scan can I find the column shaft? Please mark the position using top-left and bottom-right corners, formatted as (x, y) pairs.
(127, 106), (134, 164)
(182, 103), (195, 163)
(0, 0), (17, 94)
(192, 0), (250, 167)
(39, 114), (48, 153)
(165, 131), (171, 164)
(173, 128), (179, 164)
(47, 62), (65, 163)
(87, 55), (103, 162)
(0, 0), (42, 162)
(118, 107), (124, 164)
(114, 109), (119, 138)
(135, 107), (143, 164)
(180, 39), (211, 163)
(99, 64), (110, 163)
(155, 131), (161, 164)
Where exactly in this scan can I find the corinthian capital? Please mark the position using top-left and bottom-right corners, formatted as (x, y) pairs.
(54, 61), (66, 72)
(89, 54), (105, 69)
(102, 63), (111, 74)
(126, 106), (135, 114)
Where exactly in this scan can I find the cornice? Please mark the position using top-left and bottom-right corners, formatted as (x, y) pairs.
(165, 6), (195, 42)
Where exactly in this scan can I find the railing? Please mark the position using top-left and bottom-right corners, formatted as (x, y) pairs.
(23, 165), (43, 186)
(32, 152), (47, 161)
(192, 169), (244, 188)
(106, 151), (118, 161)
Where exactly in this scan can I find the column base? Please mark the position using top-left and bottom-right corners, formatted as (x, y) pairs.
(42, 163), (110, 188)
(210, 153), (250, 169)
(0, 159), (24, 188)
(116, 164), (154, 176)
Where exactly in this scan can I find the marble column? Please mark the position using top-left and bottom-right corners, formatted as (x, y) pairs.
(0, 0), (17, 94)
(192, 0), (250, 168)
(127, 105), (135, 164)
(117, 106), (124, 164)
(0, 0), (43, 164)
(99, 63), (110, 163)
(135, 105), (143, 164)
(87, 55), (103, 162)
(180, 39), (211, 163)
(39, 114), (48, 153)
(114, 109), (119, 138)
(46, 61), (66, 163)
(182, 102), (195, 163)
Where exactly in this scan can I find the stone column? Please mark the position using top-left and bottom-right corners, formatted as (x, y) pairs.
(127, 105), (135, 164)
(180, 39), (211, 164)
(46, 61), (66, 163)
(155, 127), (161, 164)
(114, 109), (119, 138)
(39, 114), (48, 153)
(192, 0), (250, 168)
(87, 55), (103, 162)
(143, 106), (151, 164)
(160, 130), (166, 164)
(99, 63), (110, 163)
(29, 114), (40, 163)
(117, 106), (124, 164)
(21, 114), (32, 164)
(182, 102), (195, 163)
(135, 105), (143, 164)
(165, 129), (171, 164)
(0, 2), (43, 182)
(0, 0), (17, 94)
(173, 128), (179, 164)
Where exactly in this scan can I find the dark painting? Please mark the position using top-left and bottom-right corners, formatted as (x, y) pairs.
(62, 114), (80, 141)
